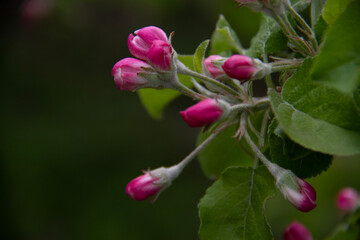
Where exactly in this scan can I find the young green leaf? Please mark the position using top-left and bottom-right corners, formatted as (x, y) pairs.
(311, 0), (326, 27)
(197, 125), (253, 179)
(313, 15), (327, 43)
(210, 15), (243, 56)
(194, 40), (210, 73)
(246, 15), (287, 58)
(199, 166), (276, 240)
(269, 88), (360, 156)
(138, 55), (193, 119)
(268, 119), (333, 179)
(311, 0), (360, 94)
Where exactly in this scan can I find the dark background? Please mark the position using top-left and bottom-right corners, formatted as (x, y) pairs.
(1, 0), (359, 239)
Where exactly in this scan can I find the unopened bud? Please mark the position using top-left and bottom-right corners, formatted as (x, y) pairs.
(148, 40), (172, 71)
(126, 166), (180, 202)
(283, 221), (312, 240)
(336, 187), (359, 212)
(127, 26), (169, 61)
(276, 170), (317, 212)
(112, 58), (160, 91)
(180, 98), (229, 128)
(222, 55), (270, 83)
(204, 55), (227, 79)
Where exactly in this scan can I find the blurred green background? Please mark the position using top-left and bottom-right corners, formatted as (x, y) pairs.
(1, 0), (359, 239)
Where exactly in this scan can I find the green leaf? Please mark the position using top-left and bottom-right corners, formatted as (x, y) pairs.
(199, 166), (276, 240)
(138, 88), (180, 120)
(311, 0), (360, 94)
(268, 119), (333, 179)
(311, 0), (326, 27)
(194, 40), (210, 73)
(313, 15), (327, 43)
(269, 88), (360, 156)
(323, 0), (354, 24)
(246, 15), (287, 58)
(138, 55), (193, 119)
(210, 15), (243, 56)
(197, 125), (253, 179)
(282, 58), (360, 131)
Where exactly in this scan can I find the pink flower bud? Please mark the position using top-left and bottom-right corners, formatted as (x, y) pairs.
(126, 166), (181, 202)
(204, 55), (226, 79)
(336, 187), (359, 212)
(280, 178), (317, 212)
(222, 55), (258, 82)
(180, 98), (224, 128)
(148, 40), (172, 71)
(127, 26), (169, 61)
(112, 58), (153, 91)
(126, 172), (163, 201)
(283, 221), (313, 240)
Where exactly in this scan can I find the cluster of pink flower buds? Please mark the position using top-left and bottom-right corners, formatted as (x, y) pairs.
(177, 54), (270, 128)
(283, 221), (312, 240)
(112, 26), (173, 91)
(128, 27), (172, 71)
(336, 187), (359, 212)
(117, 25), (310, 213)
(204, 54), (270, 83)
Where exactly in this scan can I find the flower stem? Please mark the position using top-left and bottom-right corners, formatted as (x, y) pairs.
(243, 128), (284, 179)
(230, 97), (270, 112)
(247, 115), (263, 148)
(263, 54), (274, 89)
(176, 60), (241, 98)
(259, 108), (271, 148)
(175, 82), (206, 100)
(270, 59), (303, 72)
(174, 130), (221, 173)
